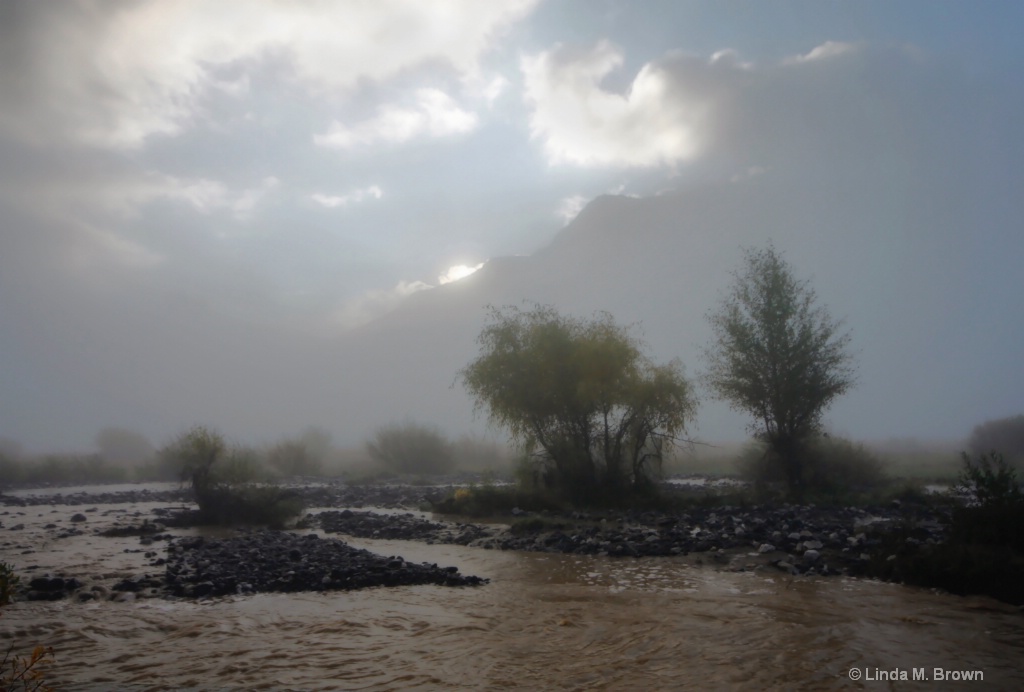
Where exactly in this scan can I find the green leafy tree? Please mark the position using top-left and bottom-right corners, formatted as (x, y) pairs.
(461, 304), (695, 499)
(704, 244), (856, 498)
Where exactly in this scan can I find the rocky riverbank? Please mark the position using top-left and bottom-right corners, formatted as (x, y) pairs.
(4, 480), (952, 602)
(162, 531), (486, 598)
(312, 500), (948, 579)
(0, 481), (445, 510)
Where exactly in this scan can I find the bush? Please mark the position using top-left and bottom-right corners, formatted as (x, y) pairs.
(737, 435), (885, 502)
(949, 451), (1024, 550)
(157, 426), (302, 528)
(0, 563), (17, 608)
(868, 451), (1024, 605)
(94, 427), (154, 466)
(2, 563), (55, 691)
(188, 485), (304, 529)
(433, 484), (564, 517)
(956, 450), (1021, 507)
(366, 422), (455, 475)
(266, 439), (323, 478)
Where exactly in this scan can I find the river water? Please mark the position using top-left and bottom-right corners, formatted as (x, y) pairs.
(1, 488), (1022, 690)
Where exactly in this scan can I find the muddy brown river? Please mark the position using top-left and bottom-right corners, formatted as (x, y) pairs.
(2, 489), (1022, 690)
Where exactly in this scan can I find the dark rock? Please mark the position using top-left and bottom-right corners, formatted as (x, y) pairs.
(162, 529), (487, 598)
(29, 576), (65, 592)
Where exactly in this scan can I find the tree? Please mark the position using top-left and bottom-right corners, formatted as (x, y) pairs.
(968, 414), (1024, 466)
(703, 244), (855, 498)
(157, 426), (301, 527)
(461, 304), (695, 499)
(95, 427), (154, 465)
(267, 438), (323, 477)
(366, 422), (454, 475)
(158, 425), (227, 499)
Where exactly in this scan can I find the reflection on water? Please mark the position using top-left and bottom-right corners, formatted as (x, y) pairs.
(1, 499), (1022, 690)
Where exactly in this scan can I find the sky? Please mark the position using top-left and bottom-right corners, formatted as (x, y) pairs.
(2, 0), (1023, 454)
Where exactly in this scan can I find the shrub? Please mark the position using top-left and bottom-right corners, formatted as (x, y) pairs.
(266, 439), (323, 478)
(949, 451), (1024, 551)
(189, 485), (304, 529)
(736, 435), (885, 502)
(2, 563), (55, 692)
(94, 427), (154, 466)
(433, 485), (563, 517)
(157, 426), (303, 528)
(366, 422), (455, 475)
(869, 451), (1024, 605)
(0, 563), (17, 608)
(956, 450), (1021, 507)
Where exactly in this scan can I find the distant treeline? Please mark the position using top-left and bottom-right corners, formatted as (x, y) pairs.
(0, 452), (133, 486)
(0, 425), (514, 488)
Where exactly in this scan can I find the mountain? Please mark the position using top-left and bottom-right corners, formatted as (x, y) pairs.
(4, 164), (1021, 452)
(315, 166), (1024, 447)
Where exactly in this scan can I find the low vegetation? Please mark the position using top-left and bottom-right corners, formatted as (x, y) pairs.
(736, 435), (886, 504)
(865, 451), (1024, 604)
(2, 563), (55, 692)
(366, 421), (455, 476)
(158, 426), (303, 528)
(0, 453), (128, 487)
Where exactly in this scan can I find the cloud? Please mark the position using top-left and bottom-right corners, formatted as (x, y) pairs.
(311, 185), (384, 209)
(115, 174), (279, 220)
(72, 222), (165, 270)
(521, 41), (712, 167)
(334, 279), (432, 328)
(1, 1), (537, 149)
(784, 41), (856, 65)
(519, 41), (884, 170)
(482, 76), (510, 105)
(314, 89), (478, 149)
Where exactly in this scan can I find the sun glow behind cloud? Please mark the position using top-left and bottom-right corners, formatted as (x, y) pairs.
(439, 262), (485, 285)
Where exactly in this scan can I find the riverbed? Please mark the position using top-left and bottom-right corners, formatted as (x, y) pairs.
(1, 485), (1021, 690)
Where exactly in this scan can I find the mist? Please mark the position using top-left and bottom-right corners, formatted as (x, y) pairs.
(1, 2), (1021, 458)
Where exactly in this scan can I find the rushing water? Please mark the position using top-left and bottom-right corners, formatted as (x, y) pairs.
(2, 492), (1022, 690)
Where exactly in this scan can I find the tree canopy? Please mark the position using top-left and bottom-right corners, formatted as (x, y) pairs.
(461, 304), (695, 499)
(968, 414), (1024, 465)
(704, 244), (855, 496)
